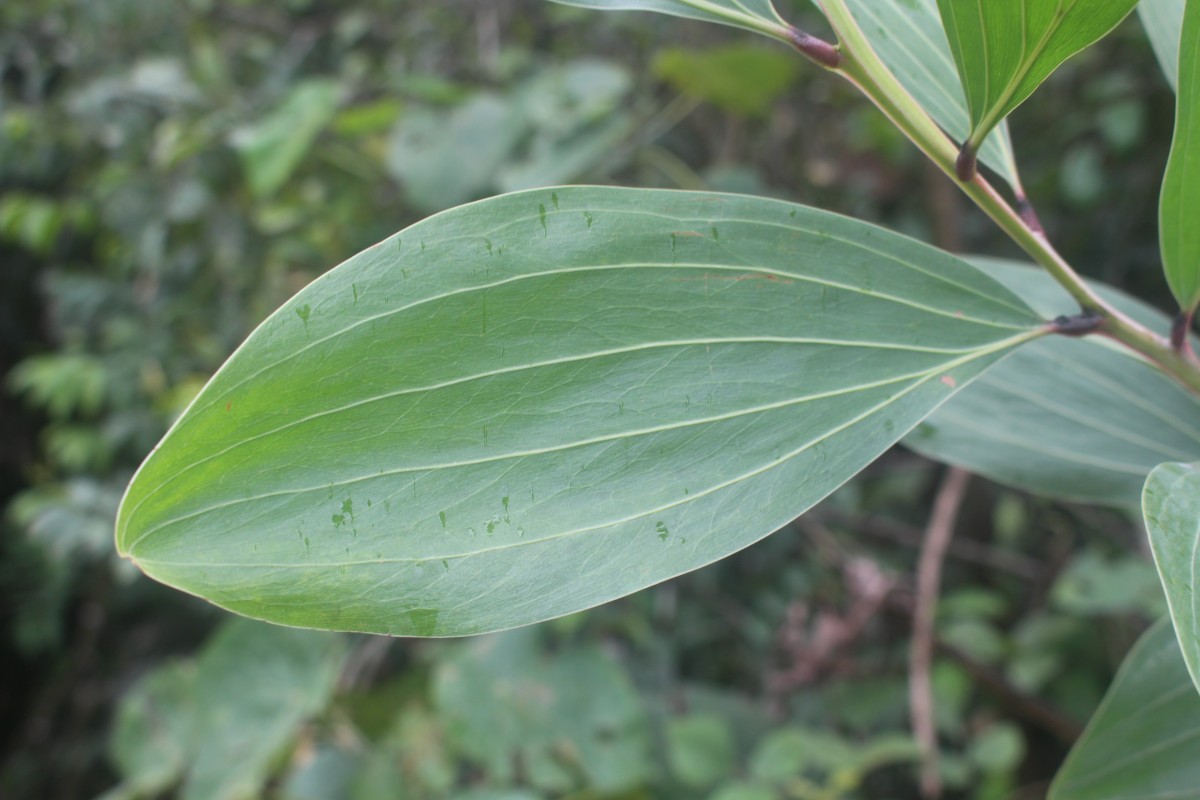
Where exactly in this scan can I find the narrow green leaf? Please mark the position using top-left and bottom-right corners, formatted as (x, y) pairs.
(1139, 0), (1185, 91)
(115, 187), (1041, 636)
(1160, 0), (1200, 312)
(1050, 619), (1200, 799)
(1143, 461), (1200, 696)
(908, 259), (1200, 508)
(548, 0), (789, 39)
(838, 0), (1021, 189)
(935, 0), (1139, 171)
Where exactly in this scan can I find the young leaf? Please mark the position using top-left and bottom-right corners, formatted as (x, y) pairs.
(548, 0), (790, 39)
(1143, 461), (1200, 696)
(1050, 619), (1200, 799)
(908, 259), (1200, 508)
(115, 187), (1042, 637)
(838, 0), (1021, 190)
(936, 0), (1139, 177)
(1159, 0), (1200, 312)
(1139, 0), (1185, 91)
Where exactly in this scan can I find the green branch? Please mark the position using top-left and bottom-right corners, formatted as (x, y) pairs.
(808, 0), (1200, 399)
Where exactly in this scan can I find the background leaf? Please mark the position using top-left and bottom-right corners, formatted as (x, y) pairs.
(229, 80), (340, 198)
(433, 627), (650, 793)
(936, 0), (1139, 157)
(103, 619), (346, 800)
(653, 44), (801, 118)
(548, 0), (789, 38)
(1159, 0), (1200, 312)
(1138, 0), (1185, 91)
(838, 0), (1021, 189)
(1050, 619), (1200, 799)
(907, 258), (1200, 508)
(1143, 461), (1200, 696)
(115, 187), (1041, 636)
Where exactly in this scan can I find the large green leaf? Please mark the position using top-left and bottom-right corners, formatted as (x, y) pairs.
(548, 0), (789, 39)
(1159, 0), (1200, 312)
(1138, 0), (1185, 91)
(115, 187), (1041, 636)
(102, 620), (346, 800)
(935, 0), (1139, 170)
(1144, 461), (1200, 696)
(1050, 619), (1200, 799)
(838, 0), (1021, 189)
(908, 259), (1200, 508)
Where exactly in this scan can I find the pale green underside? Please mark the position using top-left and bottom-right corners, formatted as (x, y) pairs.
(550, 0), (787, 36)
(1050, 619), (1200, 799)
(909, 259), (1200, 509)
(115, 187), (1039, 636)
(1138, 0), (1184, 91)
(1143, 461), (1200, 697)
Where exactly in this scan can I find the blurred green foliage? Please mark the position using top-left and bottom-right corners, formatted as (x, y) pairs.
(0, 1), (1179, 798)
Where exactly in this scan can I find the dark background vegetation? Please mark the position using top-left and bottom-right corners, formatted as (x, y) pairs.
(0, 1), (1178, 798)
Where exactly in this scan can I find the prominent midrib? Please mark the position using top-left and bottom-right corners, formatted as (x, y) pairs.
(122, 335), (1004, 532)
(131, 350), (988, 571)
(124, 366), (927, 554)
(176, 223), (1036, 438)
(125, 330), (1037, 560)
(119, 240), (1035, 536)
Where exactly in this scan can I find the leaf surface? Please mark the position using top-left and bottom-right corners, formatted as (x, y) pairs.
(548, 0), (789, 38)
(1144, 461), (1200, 696)
(115, 187), (1041, 636)
(908, 259), (1200, 508)
(1138, 0), (1185, 91)
(839, 0), (1020, 188)
(1050, 619), (1200, 799)
(935, 0), (1139, 160)
(1160, 0), (1200, 311)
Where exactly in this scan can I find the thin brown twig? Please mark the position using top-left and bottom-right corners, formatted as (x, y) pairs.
(813, 506), (1041, 580)
(910, 467), (971, 800)
(934, 641), (1084, 744)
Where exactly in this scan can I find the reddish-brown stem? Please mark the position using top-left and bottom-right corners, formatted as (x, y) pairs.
(910, 467), (971, 800)
(787, 26), (841, 69)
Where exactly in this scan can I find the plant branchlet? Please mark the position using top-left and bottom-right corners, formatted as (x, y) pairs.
(1050, 312), (1104, 337)
(787, 27), (840, 69)
(954, 143), (976, 182)
(1171, 310), (1195, 356)
(1014, 194), (1044, 236)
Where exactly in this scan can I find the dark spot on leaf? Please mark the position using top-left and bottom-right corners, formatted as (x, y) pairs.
(405, 608), (440, 636)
